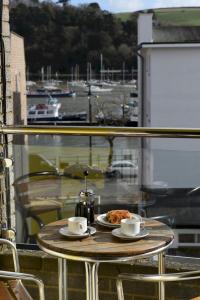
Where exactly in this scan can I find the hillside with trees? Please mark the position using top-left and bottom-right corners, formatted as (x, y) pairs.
(10, 1), (138, 77)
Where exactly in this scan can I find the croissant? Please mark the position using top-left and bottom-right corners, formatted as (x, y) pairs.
(106, 210), (132, 224)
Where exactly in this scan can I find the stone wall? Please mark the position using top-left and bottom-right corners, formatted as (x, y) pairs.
(1, 0), (27, 234)
(0, 0), (15, 231)
(0, 250), (200, 300)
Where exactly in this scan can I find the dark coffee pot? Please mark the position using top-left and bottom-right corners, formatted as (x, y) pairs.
(75, 170), (95, 225)
(75, 189), (95, 225)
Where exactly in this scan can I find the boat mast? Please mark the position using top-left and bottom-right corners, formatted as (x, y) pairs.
(100, 53), (103, 82)
(122, 61), (125, 84)
(26, 66), (29, 81)
(41, 67), (44, 82)
(87, 62), (92, 82)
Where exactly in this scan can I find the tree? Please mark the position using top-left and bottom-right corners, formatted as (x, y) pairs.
(88, 3), (100, 10)
(10, 2), (138, 74)
(118, 43), (132, 61)
(94, 98), (130, 166)
(56, 0), (70, 7)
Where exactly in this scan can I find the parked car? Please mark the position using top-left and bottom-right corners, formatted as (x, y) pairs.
(106, 160), (138, 178)
(127, 100), (138, 108)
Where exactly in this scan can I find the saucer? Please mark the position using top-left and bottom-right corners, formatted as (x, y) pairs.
(96, 213), (143, 228)
(96, 214), (120, 228)
(111, 228), (149, 241)
(59, 226), (96, 239)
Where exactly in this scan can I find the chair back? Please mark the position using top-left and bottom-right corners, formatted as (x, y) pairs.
(14, 171), (62, 205)
(0, 239), (45, 300)
(13, 171), (63, 242)
(117, 270), (200, 300)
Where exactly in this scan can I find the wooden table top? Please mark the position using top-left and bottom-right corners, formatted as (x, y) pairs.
(37, 218), (174, 261)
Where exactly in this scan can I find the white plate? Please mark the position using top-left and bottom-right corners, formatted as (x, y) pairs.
(96, 213), (143, 228)
(59, 226), (96, 239)
(111, 228), (149, 241)
(96, 214), (120, 228)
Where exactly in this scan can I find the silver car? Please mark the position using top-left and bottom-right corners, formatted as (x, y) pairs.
(107, 160), (138, 178)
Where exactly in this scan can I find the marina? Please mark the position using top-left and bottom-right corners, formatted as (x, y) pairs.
(27, 81), (138, 125)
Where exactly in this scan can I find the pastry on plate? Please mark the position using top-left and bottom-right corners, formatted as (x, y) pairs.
(106, 210), (132, 225)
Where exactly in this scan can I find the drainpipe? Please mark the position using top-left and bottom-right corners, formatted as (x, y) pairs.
(136, 47), (145, 127)
(136, 46), (145, 191)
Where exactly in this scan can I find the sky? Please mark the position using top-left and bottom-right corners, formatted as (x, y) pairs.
(70, 0), (200, 13)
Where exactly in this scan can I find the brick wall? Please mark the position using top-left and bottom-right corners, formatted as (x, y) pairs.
(0, 250), (200, 300)
(11, 32), (27, 125)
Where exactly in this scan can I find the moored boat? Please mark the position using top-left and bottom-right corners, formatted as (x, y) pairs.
(84, 85), (113, 93)
(91, 85), (113, 93)
(27, 88), (76, 98)
(27, 98), (87, 123)
(28, 101), (61, 121)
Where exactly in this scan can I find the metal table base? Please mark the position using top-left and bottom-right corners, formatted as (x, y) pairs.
(58, 258), (67, 300)
(85, 262), (99, 300)
(57, 251), (166, 300)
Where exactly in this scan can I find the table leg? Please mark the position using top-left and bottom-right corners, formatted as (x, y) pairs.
(158, 252), (165, 300)
(85, 262), (92, 300)
(85, 262), (99, 300)
(58, 258), (67, 300)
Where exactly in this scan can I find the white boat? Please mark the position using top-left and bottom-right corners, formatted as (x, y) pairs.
(101, 81), (117, 87)
(42, 80), (64, 89)
(43, 84), (58, 90)
(27, 97), (87, 123)
(70, 81), (88, 88)
(26, 81), (36, 87)
(121, 84), (137, 88)
(121, 81), (137, 89)
(28, 101), (61, 121)
(27, 88), (76, 98)
(87, 85), (113, 93)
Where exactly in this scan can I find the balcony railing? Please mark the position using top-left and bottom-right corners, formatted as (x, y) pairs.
(2, 125), (200, 137)
(1, 125), (200, 258)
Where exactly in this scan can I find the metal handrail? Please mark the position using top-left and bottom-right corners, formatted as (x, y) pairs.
(2, 125), (200, 138)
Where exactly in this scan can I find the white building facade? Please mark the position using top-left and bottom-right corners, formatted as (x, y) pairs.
(138, 13), (200, 189)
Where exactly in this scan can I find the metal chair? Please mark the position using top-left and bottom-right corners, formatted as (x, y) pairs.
(0, 238), (45, 300)
(13, 171), (63, 243)
(140, 186), (176, 227)
(116, 270), (200, 300)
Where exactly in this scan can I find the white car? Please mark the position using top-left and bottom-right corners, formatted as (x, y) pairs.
(107, 160), (138, 178)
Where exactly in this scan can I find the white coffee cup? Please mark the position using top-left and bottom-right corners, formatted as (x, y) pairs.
(121, 217), (141, 236)
(68, 217), (87, 235)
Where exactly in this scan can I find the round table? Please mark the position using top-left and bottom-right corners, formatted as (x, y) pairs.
(37, 218), (174, 300)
